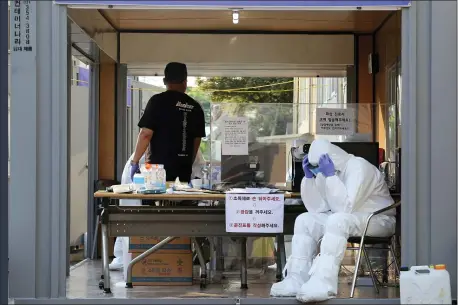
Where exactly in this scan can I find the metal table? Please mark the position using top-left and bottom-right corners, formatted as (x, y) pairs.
(93, 191), (304, 294)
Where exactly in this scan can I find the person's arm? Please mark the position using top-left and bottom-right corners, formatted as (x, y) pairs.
(132, 128), (153, 163)
(300, 177), (330, 213)
(324, 159), (376, 213)
(133, 97), (158, 164)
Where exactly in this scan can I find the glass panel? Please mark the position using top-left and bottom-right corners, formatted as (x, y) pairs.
(386, 60), (401, 162)
(397, 61), (402, 146)
(387, 104), (397, 161)
(208, 102), (381, 188)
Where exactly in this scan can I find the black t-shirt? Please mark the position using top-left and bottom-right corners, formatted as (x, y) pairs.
(138, 90), (206, 182)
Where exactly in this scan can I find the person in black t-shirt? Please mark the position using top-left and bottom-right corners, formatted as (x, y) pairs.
(130, 62), (206, 182)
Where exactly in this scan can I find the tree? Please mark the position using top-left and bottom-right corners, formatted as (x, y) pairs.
(196, 77), (294, 137)
(186, 87), (213, 161)
(196, 77), (293, 104)
(187, 86), (211, 124)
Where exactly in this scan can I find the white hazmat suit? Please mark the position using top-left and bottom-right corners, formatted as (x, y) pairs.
(270, 139), (395, 302)
(109, 153), (145, 270)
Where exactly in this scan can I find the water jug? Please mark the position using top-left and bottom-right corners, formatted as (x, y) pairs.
(400, 265), (452, 304)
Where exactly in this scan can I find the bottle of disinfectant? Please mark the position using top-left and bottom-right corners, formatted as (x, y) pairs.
(400, 264), (452, 304)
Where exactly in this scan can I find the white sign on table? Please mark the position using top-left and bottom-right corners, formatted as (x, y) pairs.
(225, 194), (284, 233)
(222, 117), (249, 155)
(316, 108), (356, 135)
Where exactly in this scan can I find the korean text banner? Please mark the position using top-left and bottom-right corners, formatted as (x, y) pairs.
(54, 0), (411, 7)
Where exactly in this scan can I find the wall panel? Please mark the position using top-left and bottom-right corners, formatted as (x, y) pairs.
(121, 34), (354, 73)
(357, 35), (374, 136)
(98, 52), (116, 180)
(375, 12), (402, 149)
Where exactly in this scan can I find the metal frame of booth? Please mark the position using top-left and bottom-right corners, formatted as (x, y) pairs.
(0, 2), (8, 305)
(5, 1), (458, 304)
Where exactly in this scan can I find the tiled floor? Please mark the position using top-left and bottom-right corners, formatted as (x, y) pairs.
(67, 260), (399, 299)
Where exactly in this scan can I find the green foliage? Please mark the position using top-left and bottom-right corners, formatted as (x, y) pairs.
(187, 87), (212, 124)
(196, 77), (294, 104)
(186, 87), (212, 160)
(196, 77), (294, 137)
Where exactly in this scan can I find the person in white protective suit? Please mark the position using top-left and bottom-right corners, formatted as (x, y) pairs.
(270, 139), (395, 302)
(109, 153), (145, 270)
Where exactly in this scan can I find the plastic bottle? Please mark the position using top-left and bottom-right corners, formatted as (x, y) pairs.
(144, 163), (154, 190)
(155, 164), (166, 192)
(201, 165), (209, 189)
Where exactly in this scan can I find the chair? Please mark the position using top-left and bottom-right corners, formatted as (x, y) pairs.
(90, 179), (119, 259)
(348, 201), (401, 298)
(315, 201), (401, 298)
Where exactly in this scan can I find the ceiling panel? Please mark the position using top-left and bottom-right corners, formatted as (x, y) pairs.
(69, 19), (95, 64)
(101, 9), (391, 32)
(127, 63), (348, 77)
(68, 9), (116, 36)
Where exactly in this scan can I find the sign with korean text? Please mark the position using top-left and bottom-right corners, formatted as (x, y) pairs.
(54, 1), (411, 8)
(316, 108), (356, 135)
(222, 117), (249, 156)
(225, 194), (284, 233)
(10, 0), (36, 57)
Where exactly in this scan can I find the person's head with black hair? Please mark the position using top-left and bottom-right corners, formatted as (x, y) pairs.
(163, 62), (188, 93)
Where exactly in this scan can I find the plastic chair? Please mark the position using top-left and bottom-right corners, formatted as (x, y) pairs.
(348, 201), (401, 298)
(90, 179), (119, 259)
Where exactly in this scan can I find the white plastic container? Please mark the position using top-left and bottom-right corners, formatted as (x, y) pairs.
(400, 265), (452, 304)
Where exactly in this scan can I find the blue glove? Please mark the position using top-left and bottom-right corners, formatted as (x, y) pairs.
(302, 154), (314, 179)
(318, 154), (336, 177)
(130, 162), (140, 182)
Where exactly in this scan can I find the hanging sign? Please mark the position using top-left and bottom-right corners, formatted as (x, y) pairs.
(54, 0), (411, 8)
(225, 194), (284, 233)
(316, 108), (356, 135)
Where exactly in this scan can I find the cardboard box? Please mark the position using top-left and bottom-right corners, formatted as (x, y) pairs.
(129, 236), (191, 253)
(131, 252), (193, 286)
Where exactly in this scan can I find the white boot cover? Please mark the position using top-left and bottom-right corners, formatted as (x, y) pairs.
(271, 233), (317, 297)
(109, 237), (124, 270)
(270, 256), (312, 297)
(109, 257), (123, 270)
(296, 234), (347, 303)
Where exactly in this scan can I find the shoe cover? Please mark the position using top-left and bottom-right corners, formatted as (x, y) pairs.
(270, 257), (312, 297)
(109, 257), (123, 270)
(296, 253), (342, 302)
(268, 263), (277, 270)
(113, 237), (123, 259)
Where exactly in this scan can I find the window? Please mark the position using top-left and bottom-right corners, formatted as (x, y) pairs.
(386, 59), (401, 161)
